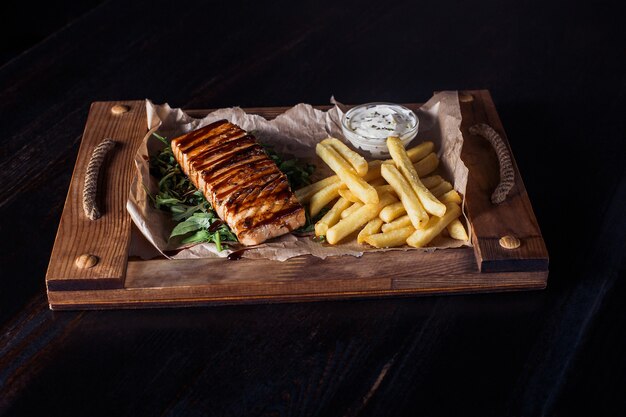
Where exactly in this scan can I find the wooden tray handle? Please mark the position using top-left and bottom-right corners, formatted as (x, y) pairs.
(469, 123), (515, 204)
(83, 139), (116, 220)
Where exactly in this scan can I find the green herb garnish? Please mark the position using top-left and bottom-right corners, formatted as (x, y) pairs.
(263, 144), (315, 190)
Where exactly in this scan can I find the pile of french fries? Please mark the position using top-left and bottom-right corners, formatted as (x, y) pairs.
(295, 137), (468, 248)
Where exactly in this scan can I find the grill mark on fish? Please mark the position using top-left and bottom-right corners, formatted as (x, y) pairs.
(170, 121), (305, 245)
(232, 175), (290, 228)
(175, 120), (232, 152)
(194, 148), (266, 187)
(210, 157), (276, 188)
(217, 171), (282, 216)
(245, 180), (292, 228)
(184, 128), (246, 160)
(174, 123), (247, 186)
(251, 205), (303, 229)
(176, 124), (229, 155)
(190, 135), (257, 170)
(223, 181), (279, 227)
(198, 145), (266, 179)
(209, 159), (276, 190)
(202, 146), (264, 188)
(224, 171), (289, 228)
(228, 173), (284, 213)
(186, 128), (249, 156)
(194, 141), (264, 177)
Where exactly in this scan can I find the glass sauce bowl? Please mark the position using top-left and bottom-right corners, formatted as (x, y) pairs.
(341, 102), (419, 158)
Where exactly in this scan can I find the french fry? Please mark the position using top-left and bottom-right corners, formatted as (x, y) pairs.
(315, 197), (352, 236)
(340, 185), (398, 204)
(406, 141), (435, 163)
(326, 193), (397, 244)
(387, 136), (446, 217)
(376, 180), (448, 223)
(379, 201), (406, 223)
(309, 182), (345, 217)
(421, 175), (443, 189)
(365, 226), (415, 248)
(438, 189), (462, 204)
(357, 218), (384, 244)
(311, 152), (437, 190)
(414, 152), (439, 177)
(316, 144), (379, 204)
(406, 203), (462, 248)
(447, 218), (469, 241)
(305, 140), (464, 247)
(378, 184), (464, 221)
(341, 202), (364, 219)
(338, 188), (361, 203)
(384, 141), (434, 164)
(430, 181), (453, 198)
(321, 137), (368, 176)
(380, 163), (429, 229)
(298, 161), (379, 202)
(300, 149), (438, 205)
(381, 214), (412, 233)
(295, 176), (341, 204)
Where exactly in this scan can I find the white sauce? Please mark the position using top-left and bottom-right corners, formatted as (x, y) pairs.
(346, 104), (417, 140)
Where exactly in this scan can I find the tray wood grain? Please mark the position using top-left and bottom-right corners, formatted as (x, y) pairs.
(460, 90), (548, 272)
(45, 91), (548, 309)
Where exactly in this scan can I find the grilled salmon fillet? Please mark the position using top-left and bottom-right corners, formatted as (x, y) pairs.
(171, 120), (305, 245)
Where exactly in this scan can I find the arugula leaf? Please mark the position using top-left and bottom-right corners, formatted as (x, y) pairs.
(170, 213), (212, 237)
(152, 132), (169, 146)
(262, 144), (315, 190)
(170, 202), (209, 222)
(181, 229), (212, 245)
(155, 196), (183, 207)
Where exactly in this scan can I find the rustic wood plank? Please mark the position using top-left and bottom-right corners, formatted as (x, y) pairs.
(460, 90), (549, 272)
(47, 268), (547, 310)
(48, 244), (547, 309)
(45, 100), (147, 290)
(122, 247), (478, 288)
(392, 271), (547, 291)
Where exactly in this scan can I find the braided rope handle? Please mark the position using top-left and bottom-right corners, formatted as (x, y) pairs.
(469, 124), (515, 204)
(83, 139), (116, 220)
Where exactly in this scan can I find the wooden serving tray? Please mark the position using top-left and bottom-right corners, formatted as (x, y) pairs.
(46, 90), (548, 310)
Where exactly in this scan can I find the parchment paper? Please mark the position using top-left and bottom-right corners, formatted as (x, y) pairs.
(127, 91), (471, 261)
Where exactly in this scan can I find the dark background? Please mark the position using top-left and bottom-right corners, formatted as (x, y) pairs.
(1, 0), (625, 416)
(0, 1), (105, 66)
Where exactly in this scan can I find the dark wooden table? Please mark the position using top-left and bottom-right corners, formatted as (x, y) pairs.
(1, 1), (625, 416)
